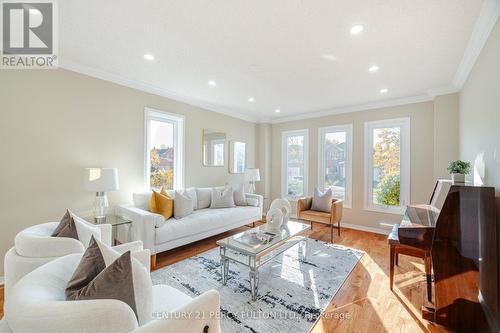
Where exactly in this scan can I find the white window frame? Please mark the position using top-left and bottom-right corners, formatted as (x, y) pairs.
(364, 118), (410, 214)
(144, 107), (185, 190)
(281, 129), (309, 199)
(318, 124), (353, 208)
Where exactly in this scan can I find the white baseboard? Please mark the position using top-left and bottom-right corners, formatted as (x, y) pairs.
(0, 276), (4, 287)
(342, 223), (391, 235)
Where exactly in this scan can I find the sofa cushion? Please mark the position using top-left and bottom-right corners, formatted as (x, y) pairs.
(185, 187), (198, 210)
(195, 187), (212, 209)
(174, 190), (194, 219)
(210, 186), (235, 209)
(148, 191), (173, 221)
(233, 183), (247, 206)
(155, 206), (260, 244)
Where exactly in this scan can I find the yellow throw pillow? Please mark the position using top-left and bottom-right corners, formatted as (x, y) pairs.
(149, 190), (173, 219)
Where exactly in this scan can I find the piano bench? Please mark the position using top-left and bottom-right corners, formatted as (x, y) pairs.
(388, 224), (432, 303)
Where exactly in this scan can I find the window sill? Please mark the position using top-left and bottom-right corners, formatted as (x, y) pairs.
(363, 205), (404, 215)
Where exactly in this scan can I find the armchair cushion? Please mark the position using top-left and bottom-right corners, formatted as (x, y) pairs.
(51, 210), (77, 238)
(66, 237), (138, 320)
(311, 188), (332, 213)
(299, 210), (331, 224)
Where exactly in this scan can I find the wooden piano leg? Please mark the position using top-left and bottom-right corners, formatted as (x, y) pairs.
(390, 245), (395, 290)
(425, 254), (432, 303)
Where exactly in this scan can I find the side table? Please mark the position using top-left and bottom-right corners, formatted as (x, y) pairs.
(85, 215), (132, 246)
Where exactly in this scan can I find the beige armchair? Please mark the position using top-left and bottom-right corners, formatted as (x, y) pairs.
(297, 197), (343, 243)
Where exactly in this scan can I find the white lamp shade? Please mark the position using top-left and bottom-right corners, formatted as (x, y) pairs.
(84, 168), (119, 192)
(244, 168), (260, 182)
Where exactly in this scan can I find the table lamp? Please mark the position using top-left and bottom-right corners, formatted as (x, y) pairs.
(244, 168), (260, 194)
(84, 168), (119, 222)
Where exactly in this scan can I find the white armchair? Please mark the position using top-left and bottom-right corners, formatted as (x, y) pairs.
(1, 252), (221, 333)
(3, 220), (112, 299)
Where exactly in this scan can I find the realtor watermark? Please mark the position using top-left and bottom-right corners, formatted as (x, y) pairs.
(1, 0), (58, 69)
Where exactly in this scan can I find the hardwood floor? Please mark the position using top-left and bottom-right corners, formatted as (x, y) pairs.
(0, 222), (445, 332)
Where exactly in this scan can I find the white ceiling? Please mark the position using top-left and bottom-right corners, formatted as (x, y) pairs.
(59, 0), (487, 122)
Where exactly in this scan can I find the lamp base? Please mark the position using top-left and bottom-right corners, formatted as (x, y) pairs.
(93, 192), (109, 222)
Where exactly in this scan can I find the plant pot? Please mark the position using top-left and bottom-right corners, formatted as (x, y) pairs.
(451, 173), (465, 183)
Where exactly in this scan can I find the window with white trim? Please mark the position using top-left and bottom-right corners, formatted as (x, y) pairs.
(364, 118), (410, 213)
(145, 108), (184, 190)
(282, 129), (308, 199)
(318, 124), (352, 208)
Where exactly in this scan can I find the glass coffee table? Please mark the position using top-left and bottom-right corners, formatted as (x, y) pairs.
(217, 221), (310, 301)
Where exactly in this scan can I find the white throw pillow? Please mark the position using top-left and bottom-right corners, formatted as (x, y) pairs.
(185, 187), (198, 210)
(94, 238), (152, 325)
(233, 183), (247, 206)
(196, 187), (212, 209)
(174, 190), (194, 219)
(210, 186), (235, 209)
(68, 210), (102, 248)
(311, 188), (332, 213)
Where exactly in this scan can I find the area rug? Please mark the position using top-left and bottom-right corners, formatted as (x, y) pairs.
(151, 238), (364, 333)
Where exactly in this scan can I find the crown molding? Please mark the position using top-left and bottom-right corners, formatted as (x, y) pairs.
(58, 58), (259, 123)
(453, 0), (500, 89)
(426, 85), (460, 97)
(270, 94), (435, 124)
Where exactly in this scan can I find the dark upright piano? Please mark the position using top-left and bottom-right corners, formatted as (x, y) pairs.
(396, 180), (497, 332)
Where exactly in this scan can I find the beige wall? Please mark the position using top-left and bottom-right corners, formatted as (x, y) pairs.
(459, 17), (500, 194)
(270, 102), (437, 232)
(0, 69), (256, 275)
(434, 93), (460, 179)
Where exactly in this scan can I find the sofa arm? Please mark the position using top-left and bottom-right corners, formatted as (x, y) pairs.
(297, 197), (312, 217)
(245, 193), (263, 218)
(115, 205), (157, 254)
(132, 290), (221, 333)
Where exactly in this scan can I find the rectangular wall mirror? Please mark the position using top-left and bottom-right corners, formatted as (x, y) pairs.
(203, 129), (226, 166)
(229, 141), (246, 173)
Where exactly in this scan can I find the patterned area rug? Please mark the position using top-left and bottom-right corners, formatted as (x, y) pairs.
(151, 238), (363, 333)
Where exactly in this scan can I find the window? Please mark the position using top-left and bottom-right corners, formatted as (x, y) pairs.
(282, 129), (308, 199)
(318, 124), (352, 207)
(145, 108), (184, 190)
(364, 118), (410, 213)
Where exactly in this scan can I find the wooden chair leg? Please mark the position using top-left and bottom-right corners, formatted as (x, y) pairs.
(395, 253), (399, 266)
(390, 245), (395, 290)
(337, 219), (341, 236)
(330, 224), (333, 243)
(425, 254), (432, 302)
(310, 221), (313, 230)
(150, 254), (157, 271)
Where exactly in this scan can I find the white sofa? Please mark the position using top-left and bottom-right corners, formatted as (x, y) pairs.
(3, 220), (113, 300)
(116, 189), (263, 267)
(1, 248), (220, 333)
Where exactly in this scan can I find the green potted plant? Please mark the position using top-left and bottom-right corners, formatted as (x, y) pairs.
(447, 160), (471, 183)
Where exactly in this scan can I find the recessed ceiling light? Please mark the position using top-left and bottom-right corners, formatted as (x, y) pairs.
(380, 88), (389, 94)
(275, 109), (281, 113)
(369, 65), (379, 72)
(322, 54), (337, 61)
(144, 54), (155, 61)
(350, 24), (364, 35)
(208, 80), (216, 86)
(248, 97), (255, 103)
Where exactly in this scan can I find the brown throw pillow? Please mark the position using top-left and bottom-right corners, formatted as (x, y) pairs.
(66, 236), (137, 318)
(51, 210), (79, 240)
